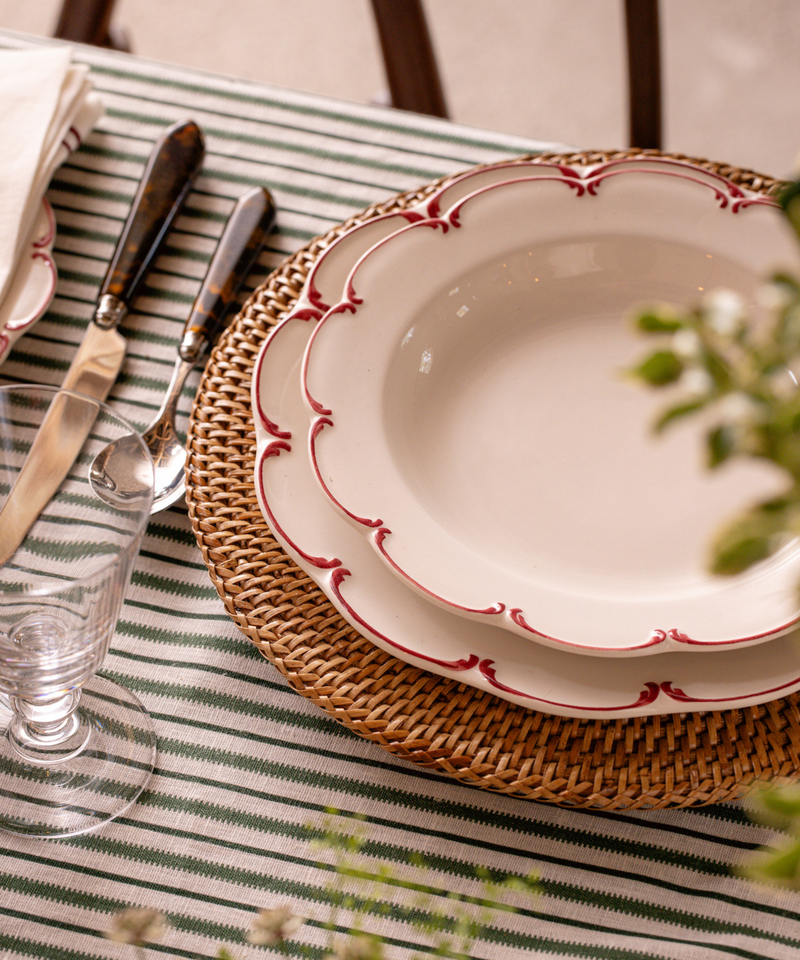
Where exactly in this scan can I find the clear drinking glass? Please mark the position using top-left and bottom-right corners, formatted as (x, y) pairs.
(0, 383), (155, 837)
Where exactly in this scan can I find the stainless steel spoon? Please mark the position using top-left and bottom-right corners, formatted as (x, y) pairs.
(90, 185), (276, 512)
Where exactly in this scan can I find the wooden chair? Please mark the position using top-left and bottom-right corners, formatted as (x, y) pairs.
(369, 0), (661, 148)
(53, 0), (661, 149)
(623, 0), (661, 150)
(54, 0), (129, 51)
(369, 0), (448, 119)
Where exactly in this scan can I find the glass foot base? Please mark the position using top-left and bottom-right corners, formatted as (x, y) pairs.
(0, 675), (156, 838)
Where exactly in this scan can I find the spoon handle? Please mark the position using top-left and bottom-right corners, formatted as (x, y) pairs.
(179, 185), (276, 364)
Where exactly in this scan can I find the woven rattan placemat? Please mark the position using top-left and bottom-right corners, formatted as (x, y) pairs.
(186, 150), (800, 810)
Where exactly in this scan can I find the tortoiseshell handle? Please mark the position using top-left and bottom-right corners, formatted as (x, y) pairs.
(98, 119), (205, 315)
(178, 185), (276, 364)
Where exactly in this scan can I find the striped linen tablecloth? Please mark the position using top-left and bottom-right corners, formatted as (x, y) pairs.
(0, 29), (799, 960)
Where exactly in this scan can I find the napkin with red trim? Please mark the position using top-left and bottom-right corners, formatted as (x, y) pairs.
(0, 46), (104, 364)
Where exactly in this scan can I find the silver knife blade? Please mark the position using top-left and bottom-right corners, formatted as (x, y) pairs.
(0, 389), (100, 563)
(0, 119), (205, 565)
(60, 320), (127, 400)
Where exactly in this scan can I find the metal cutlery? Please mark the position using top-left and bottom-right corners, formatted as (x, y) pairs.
(90, 185), (276, 512)
(0, 119), (205, 563)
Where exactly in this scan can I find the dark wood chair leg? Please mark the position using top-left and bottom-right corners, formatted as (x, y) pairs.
(624, 0), (662, 149)
(54, 0), (131, 52)
(369, 0), (448, 118)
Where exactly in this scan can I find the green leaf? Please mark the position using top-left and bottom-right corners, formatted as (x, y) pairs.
(779, 180), (800, 242)
(654, 398), (708, 432)
(748, 841), (800, 885)
(707, 424), (737, 467)
(702, 348), (733, 392)
(634, 310), (684, 333)
(771, 271), (800, 295)
(708, 503), (790, 575)
(761, 784), (800, 818)
(772, 431), (800, 479)
(711, 532), (773, 575)
(632, 350), (684, 386)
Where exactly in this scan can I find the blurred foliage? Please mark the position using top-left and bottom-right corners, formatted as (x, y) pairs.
(631, 177), (800, 889)
(630, 179), (800, 578)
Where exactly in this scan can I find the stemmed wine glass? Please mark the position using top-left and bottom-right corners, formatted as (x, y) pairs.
(0, 383), (155, 837)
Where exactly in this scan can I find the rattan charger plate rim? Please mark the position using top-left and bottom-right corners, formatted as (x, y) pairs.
(186, 149), (800, 810)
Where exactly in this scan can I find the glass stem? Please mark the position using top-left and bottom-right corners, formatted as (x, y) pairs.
(7, 689), (89, 765)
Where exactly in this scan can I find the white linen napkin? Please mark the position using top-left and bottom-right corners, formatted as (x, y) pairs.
(0, 47), (103, 362)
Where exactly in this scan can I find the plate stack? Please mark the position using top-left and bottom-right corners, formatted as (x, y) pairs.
(189, 154), (800, 808)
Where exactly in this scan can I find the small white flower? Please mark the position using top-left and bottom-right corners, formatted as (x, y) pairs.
(768, 364), (800, 398)
(247, 906), (304, 946)
(756, 281), (794, 313)
(106, 908), (166, 946)
(672, 328), (701, 358)
(717, 391), (763, 425)
(680, 367), (713, 396)
(324, 934), (385, 960)
(703, 289), (746, 336)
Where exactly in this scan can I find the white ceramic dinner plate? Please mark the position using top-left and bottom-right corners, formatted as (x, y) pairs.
(252, 158), (800, 718)
(301, 162), (800, 655)
(0, 199), (57, 366)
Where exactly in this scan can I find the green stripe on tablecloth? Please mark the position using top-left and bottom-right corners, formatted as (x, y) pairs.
(0, 930), (147, 960)
(49, 222), (121, 246)
(45, 177), (140, 207)
(113, 770), (765, 898)
(128, 570), (225, 599)
(1, 831), (788, 960)
(50, 195), (228, 234)
(52, 262), (203, 294)
(83, 62), (545, 155)
(50, 688), (777, 891)
(111, 741), (763, 863)
(120, 598), (237, 622)
(3, 349), (196, 398)
(68, 109), (475, 191)
(78, 124), (465, 187)
(53, 228), (214, 268)
(1, 851), (782, 960)
(0, 881), (774, 960)
(24, 320), (216, 352)
(65, 141), (426, 208)
(1, 932), (201, 960)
